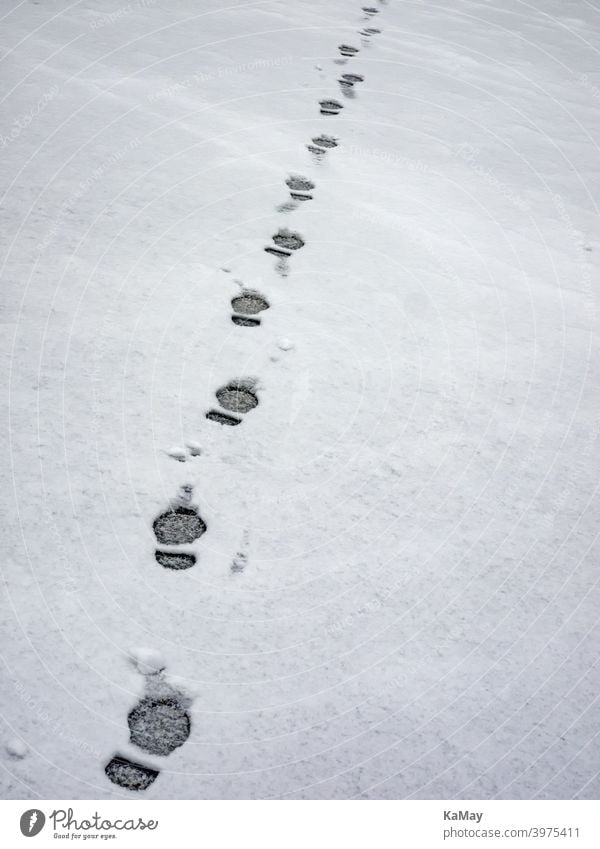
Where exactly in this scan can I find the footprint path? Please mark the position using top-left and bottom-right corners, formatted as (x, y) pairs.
(105, 0), (388, 791)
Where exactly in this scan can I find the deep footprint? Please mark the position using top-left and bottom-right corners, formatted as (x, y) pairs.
(339, 44), (359, 57)
(231, 292), (269, 315)
(105, 756), (159, 792)
(216, 382), (258, 414)
(320, 99), (343, 115)
(128, 696), (191, 757)
(206, 410), (242, 426)
(155, 551), (196, 570)
(153, 507), (207, 546)
(363, 6), (379, 14)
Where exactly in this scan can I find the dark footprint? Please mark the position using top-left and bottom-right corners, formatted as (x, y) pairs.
(232, 315), (260, 327)
(339, 44), (359, 57)
(155, 551), (196, 570)
(286, 175), (315, 202)
(363, 6), (379, 14)
(105, 755), (159, 792)
(216, 381), (258, 414)
(128, 696), (191, 756)
(312, 135), (338, 149)
(320, 99), (343, 115)
(266, 228), (305, 256)
(276, 199), (298, 213)
(286, 174), (315, 192)
(232, 291), (269, 315)
(206, 410), (242, 426)
(153, 506), (207, 546)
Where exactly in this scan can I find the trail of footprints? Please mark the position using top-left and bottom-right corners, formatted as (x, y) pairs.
(106, 0), (386, 791)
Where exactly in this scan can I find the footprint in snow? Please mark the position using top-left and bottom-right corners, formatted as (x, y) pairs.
(307, 134), (339, 156)
(206, 379), (259, 425)
(231, 291), (269, 328)
(128, 695), (191, 757)
(339, 73), (364, 99)
(360, 27), (381, 40)
(105, 670), (192, 790)
(265, 228), (305, 277)
(268, 228), (305, 254)
(340, 73), (364, 87)
(338, 44), (359, 58)
(105, 756), (159, 792)
(286, 174), (315, 202)
(153, 485), (206, 570)
(319, 99), (343, 116)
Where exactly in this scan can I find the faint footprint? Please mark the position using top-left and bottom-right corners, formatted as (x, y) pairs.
(309, 134), (339, 154)
(360, 26), (381, 39)
(231, 530), (249, 574)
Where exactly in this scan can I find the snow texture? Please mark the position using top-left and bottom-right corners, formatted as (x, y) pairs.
(1, 0), (600, 800)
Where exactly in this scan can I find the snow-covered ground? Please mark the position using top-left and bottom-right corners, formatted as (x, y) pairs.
(1, 0), (600, 799)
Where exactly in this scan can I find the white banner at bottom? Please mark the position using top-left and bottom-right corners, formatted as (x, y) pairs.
(0, 800), (598, 849)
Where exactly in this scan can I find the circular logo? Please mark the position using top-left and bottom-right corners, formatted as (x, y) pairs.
(19, 810), (45, 837)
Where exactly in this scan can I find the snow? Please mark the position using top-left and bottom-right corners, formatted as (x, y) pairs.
(5, 739), (28, 760)
(128, 648), (167, 677)
(1, 0), (599, 800)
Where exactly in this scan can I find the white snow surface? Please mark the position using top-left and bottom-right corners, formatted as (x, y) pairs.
(1, 0), (600, 799)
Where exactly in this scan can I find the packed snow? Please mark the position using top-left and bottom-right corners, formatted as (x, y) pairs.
(1, 0), (599, 799)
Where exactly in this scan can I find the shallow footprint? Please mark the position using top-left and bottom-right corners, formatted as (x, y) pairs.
(105, 755), (159, 792)
(312, 134), (338, 149)
(128, 696), (191, 757)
